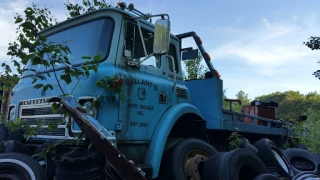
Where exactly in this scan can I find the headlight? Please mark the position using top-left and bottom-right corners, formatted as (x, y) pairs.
(70, 97), (97, 134)
(79, 99), (97, 118)
(82, 101), (95, 116)
(8, 106), (15, 121)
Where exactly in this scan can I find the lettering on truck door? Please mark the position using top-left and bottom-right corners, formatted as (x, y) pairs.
(116, 21), (173, 141)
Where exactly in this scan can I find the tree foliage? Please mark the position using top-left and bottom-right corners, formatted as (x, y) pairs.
(255, 91), (308, 121)
(304, 36), (320, 79)
(183, 53), (208, 80)
(221, 89), (320, 152)
(255, 91), (320, 152)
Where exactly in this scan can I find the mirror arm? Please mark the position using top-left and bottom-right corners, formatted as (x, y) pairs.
(136, 20), (148, 57)
(126, 53), (155, 68)
(137, 53), (155, 65)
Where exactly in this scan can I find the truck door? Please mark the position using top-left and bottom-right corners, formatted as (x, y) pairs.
(116, 21), (174, 141)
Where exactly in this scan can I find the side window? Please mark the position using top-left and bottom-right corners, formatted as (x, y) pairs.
(168, 44), (179, 73)
(124, 23), (160, 68)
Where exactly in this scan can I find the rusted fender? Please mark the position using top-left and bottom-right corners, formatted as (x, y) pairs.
(49, 95), (147, 180)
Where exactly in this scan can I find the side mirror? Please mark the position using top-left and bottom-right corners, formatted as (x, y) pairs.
(153, 19), (170, 54)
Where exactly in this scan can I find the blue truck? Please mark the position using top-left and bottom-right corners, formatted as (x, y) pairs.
(5, 2), (298, 180)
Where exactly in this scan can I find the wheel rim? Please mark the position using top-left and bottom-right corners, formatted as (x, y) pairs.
(184, 150), (208, 180)
(272, 150), (289, 173)
(0, 163), (33, 180)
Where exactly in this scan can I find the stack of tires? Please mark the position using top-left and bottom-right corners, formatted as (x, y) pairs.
(0, 123), (49, 179)
(0, 123), (108, 180)
(203, 138), (320, 180)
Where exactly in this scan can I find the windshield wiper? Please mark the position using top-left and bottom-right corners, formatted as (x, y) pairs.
(22, 68), (43, 78)
(62, 61), (76, 69)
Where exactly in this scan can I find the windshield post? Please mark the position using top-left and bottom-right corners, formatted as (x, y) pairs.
(136, 19), (148, 57)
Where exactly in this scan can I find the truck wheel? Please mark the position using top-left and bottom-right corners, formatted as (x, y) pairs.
(203, 148), (268, 180)
(253, 173), (282, 180)
(0, 152), (47, 180)
(160, 138), (218, 180)
(253, 138), (294, 178)
(282, 148), (320, 174)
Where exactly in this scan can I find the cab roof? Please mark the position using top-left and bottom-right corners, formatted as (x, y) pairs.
(39, 7), (179, 41)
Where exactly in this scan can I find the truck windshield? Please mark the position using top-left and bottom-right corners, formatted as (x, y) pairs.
(23, 18), (114, 75)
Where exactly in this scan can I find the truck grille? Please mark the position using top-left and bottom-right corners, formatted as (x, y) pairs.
(21, 107), (64, 116)
(19, 103), (66, 137)
(20, 117), (66, 125)
(36, 128), (66, 136)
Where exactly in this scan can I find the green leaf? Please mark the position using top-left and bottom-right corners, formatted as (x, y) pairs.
(92, 65), (98, 73)
(34, 84), (43, 89)
(51, 103), (60, 114)
(81, 56), (91, 60)
(94, 54), (101, 62)
(60, 74), (71, 84)
(15, 16), (23, 24)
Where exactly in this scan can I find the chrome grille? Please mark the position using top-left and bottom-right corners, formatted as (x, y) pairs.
(20, 117), (66, 125)
(19, 103), (66, 137)
(36, 128), (65, 136)
(21, 107), (64, 116)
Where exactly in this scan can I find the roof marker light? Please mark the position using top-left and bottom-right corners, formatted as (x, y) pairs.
(204, 52), (211, 61)
(196, 36), (202, 44)
(117, 2), (126, 9)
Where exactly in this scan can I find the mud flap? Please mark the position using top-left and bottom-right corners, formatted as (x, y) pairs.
(49, 95), (147, 180)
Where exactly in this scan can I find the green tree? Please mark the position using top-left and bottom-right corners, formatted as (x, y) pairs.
(254, 90), (320, 151)
(222, 89), (230, 109)
(255, 91), (307, 121)
(183, 53), (208, 80)
(304, 37), (320, 80)
(231, 90), (250, 112)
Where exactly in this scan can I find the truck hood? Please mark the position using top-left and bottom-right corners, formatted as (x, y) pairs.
(11, 66), (119, 105)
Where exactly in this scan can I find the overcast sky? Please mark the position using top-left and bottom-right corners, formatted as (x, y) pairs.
(1, 0), (320, 99)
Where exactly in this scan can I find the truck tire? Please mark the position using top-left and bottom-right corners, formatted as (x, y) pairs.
(4, 140), (32, 156)
(0, 123), (24, 143)
(34, 141), (71, 180)
(292, 171), (320, 180)
(0, 123), (9, 142)
(253, 173), (282, 180)
(53, 148), (106, 180)
(203, 148), (268, 180)
(253, 138), (294, 178)
(294, 144), (308, 151)
(238, 137), (258, 154)
(203, 152), (226, 180)
(7, 128), (24, 142)
(282, 148), (320, 174)
(160, 138), (218, 180)
(0, 152), (47, 180)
